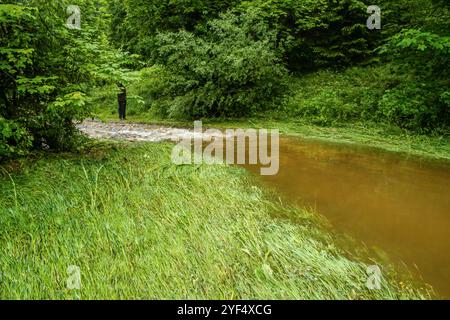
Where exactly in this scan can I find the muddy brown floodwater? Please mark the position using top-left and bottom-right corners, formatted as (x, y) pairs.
(243, 136), (450, 298)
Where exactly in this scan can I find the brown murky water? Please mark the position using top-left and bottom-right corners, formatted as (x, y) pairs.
(244, 137), (450, 298)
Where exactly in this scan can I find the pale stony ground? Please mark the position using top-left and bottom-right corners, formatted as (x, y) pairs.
(76, 120), (230, 142)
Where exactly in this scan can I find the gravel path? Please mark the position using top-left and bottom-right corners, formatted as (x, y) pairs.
(76, 120), (228, 142)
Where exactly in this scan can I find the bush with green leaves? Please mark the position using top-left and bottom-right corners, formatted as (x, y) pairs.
(378, 27), (450, 131)
(150, 9), (288, 118)
(0, 117), (32, 157)
(284, 67), (387, 126)
(374, 0), (450, 132)
(285, 63), (449, 132)
(378, 83), (445, 131)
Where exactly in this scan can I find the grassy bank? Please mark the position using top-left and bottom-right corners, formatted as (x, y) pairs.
(0, 142), (430, 299)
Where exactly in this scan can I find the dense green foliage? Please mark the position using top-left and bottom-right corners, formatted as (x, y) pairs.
(106, 0), (449, 132)
(151, 9), (287, 118)
(284, 61), (449, 132)
(236, 0), (373, 70)
(109, 0), (241, 56)
(108, 0), (381, 118)
(1, 0), (449, 160)
(379, 29), (450, 131)
(111, 0), (377, 70)
(0, 0), (131, 160)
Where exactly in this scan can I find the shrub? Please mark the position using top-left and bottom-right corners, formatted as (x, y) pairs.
(151, 9), (288, 118)
(284, 63), (450, 133)
(379, 83), (448, 131)
(0, 118), (32, 160)
(284, 67), (388, 125)
(378, 28), (450, 131)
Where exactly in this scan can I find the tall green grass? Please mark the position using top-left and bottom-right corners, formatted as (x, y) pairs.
(0, 142), (430, 299)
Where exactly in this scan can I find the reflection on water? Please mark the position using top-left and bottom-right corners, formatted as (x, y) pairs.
(242, 137), (450, 298)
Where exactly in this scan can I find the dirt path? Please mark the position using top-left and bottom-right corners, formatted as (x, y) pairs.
(76, 120), (227, 142)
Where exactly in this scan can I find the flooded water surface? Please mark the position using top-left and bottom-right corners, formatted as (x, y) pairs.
(245, 137), (450, 298)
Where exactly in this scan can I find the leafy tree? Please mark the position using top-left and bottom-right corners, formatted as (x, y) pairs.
(0, 0), (130, 160)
